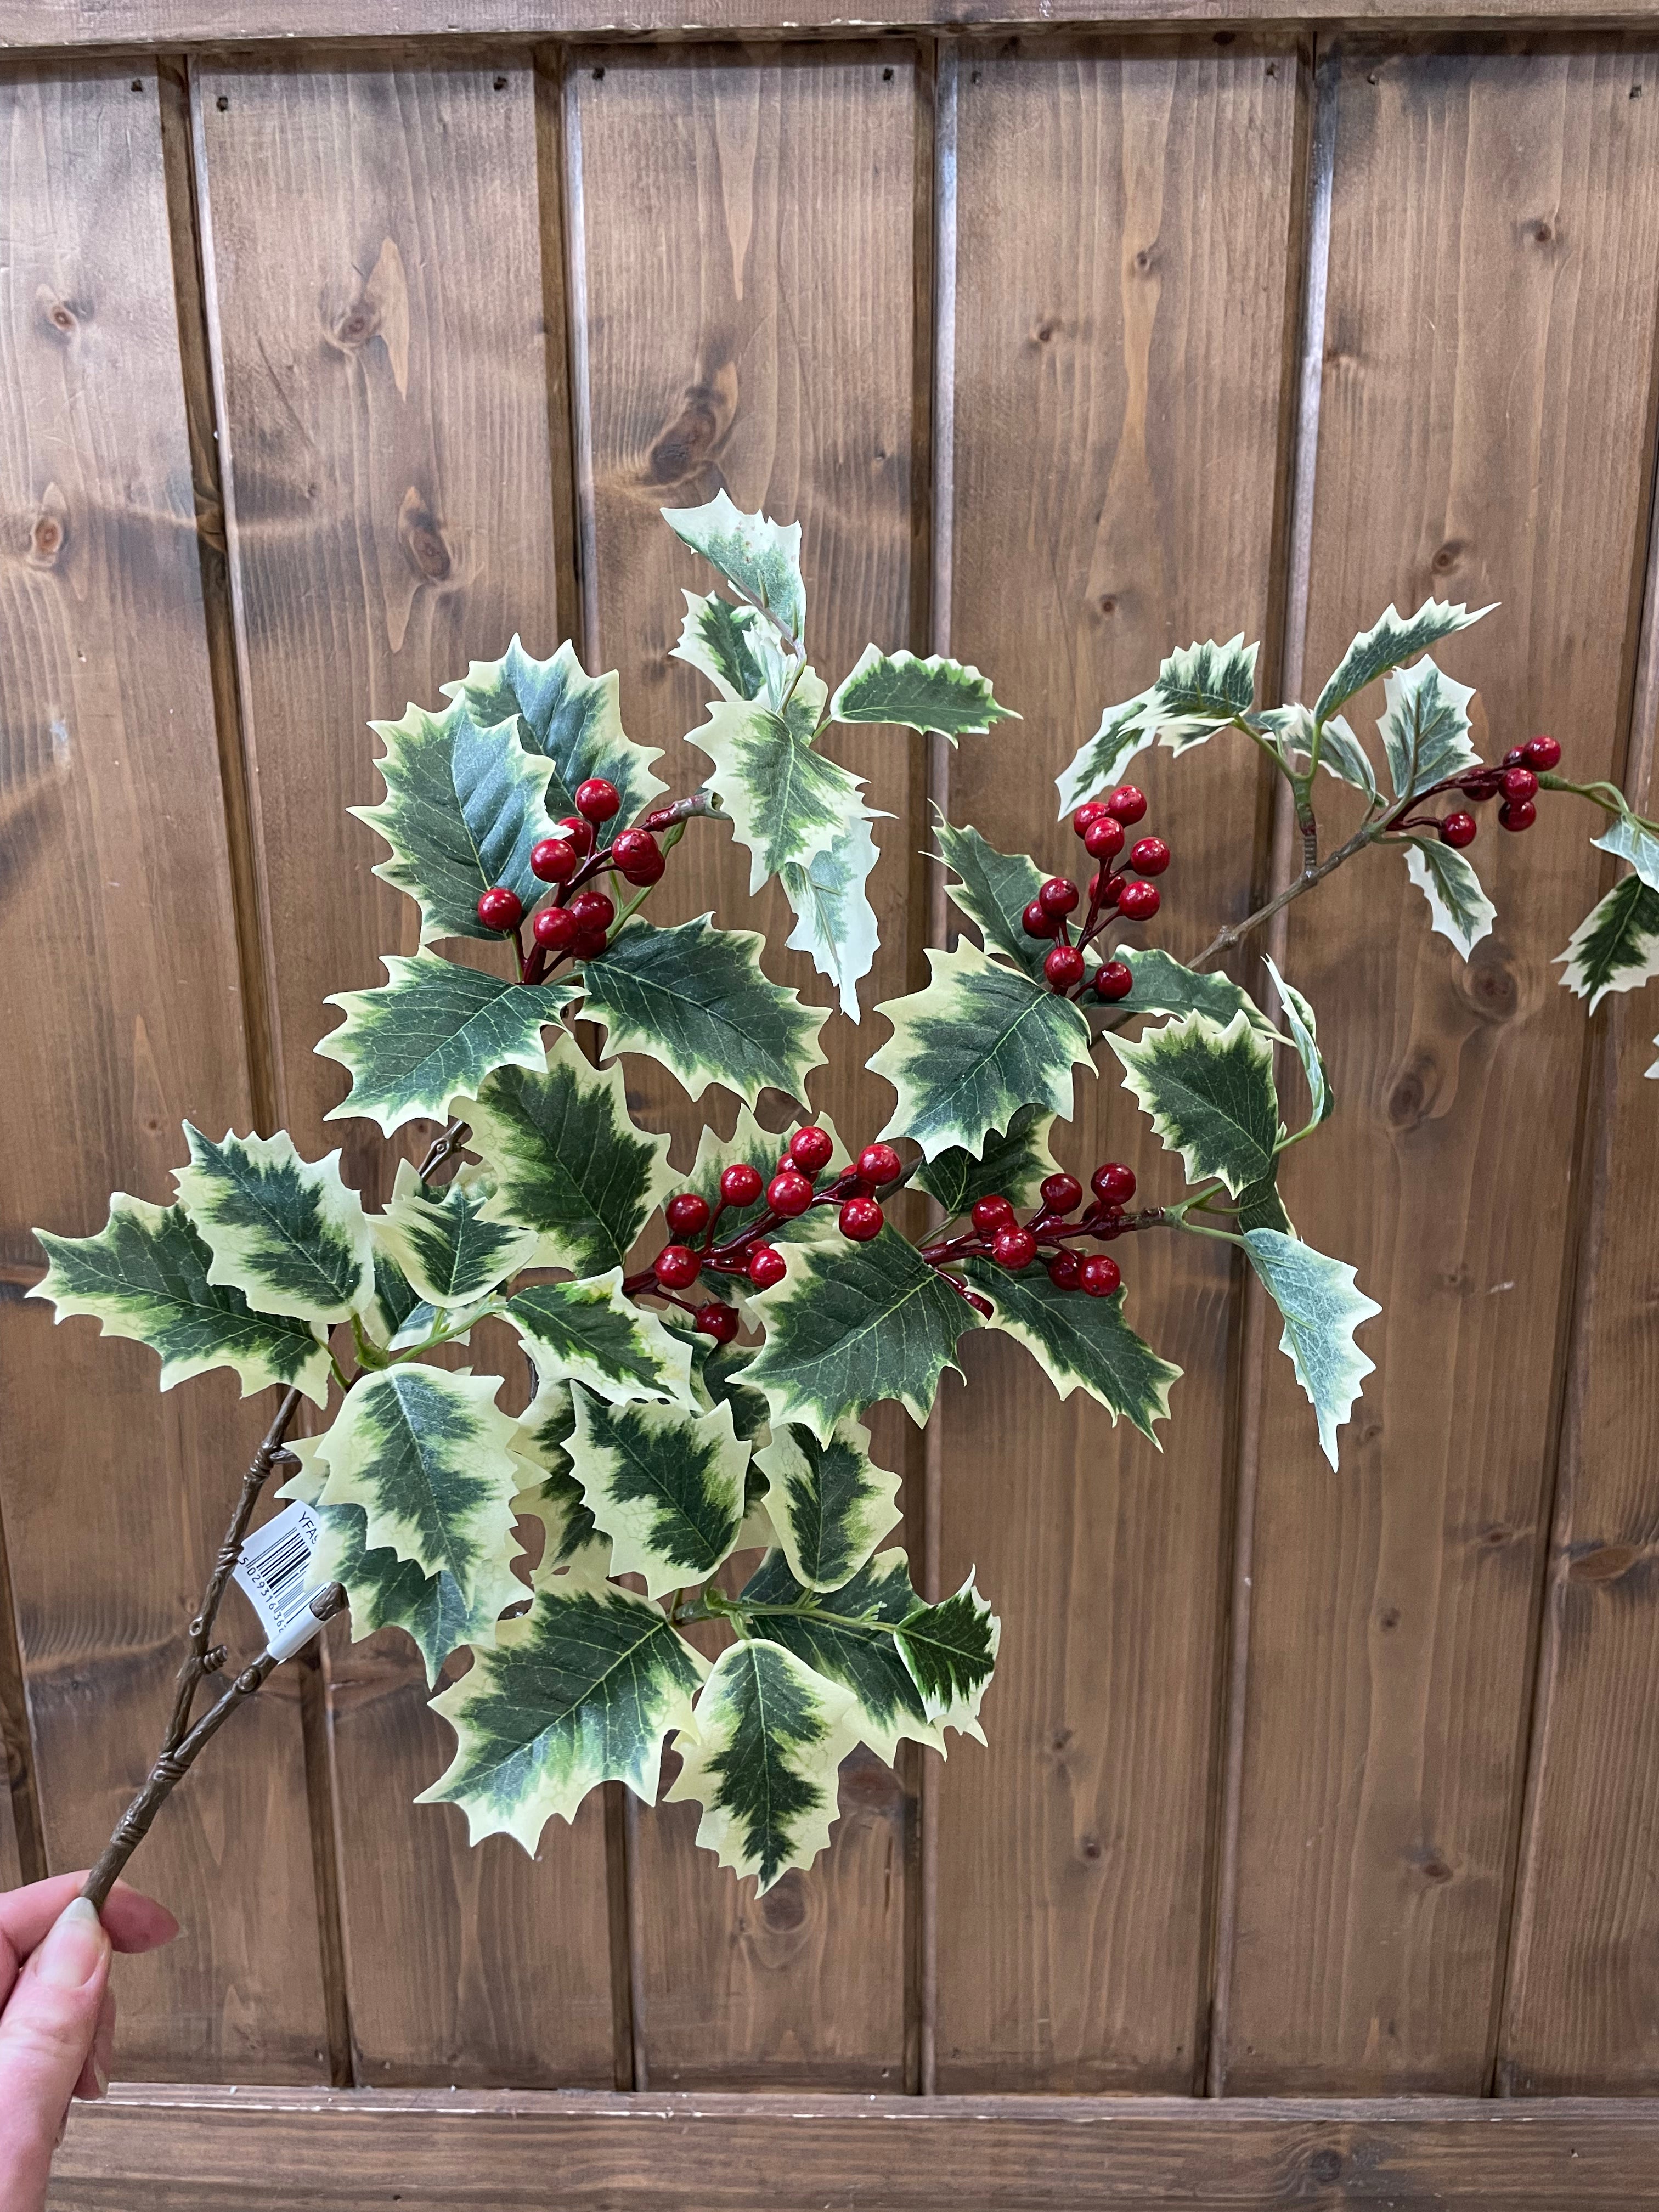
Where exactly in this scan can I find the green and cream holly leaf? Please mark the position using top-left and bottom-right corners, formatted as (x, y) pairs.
(312, 1498), (525, 1688)
(1243, 1227), (1380, 1472)
(932, 817), (1047, 980)
(444, 636), (667, 827)
(674, 590), (790, 707)
(505, 1272), (695, 1408)
(420, 1577), (707, 1850)
(1107, 1007), (1280, 1198)
(1594, 810), (1659, 891)
(1315, 595), (1494, 725)
(313, 1365), (521, 1602)
(663, 492), (806, 644)
(1312, 715), (1379, 804)
(780, 807), (882, 1021)
(869, 941), (1094, 1162)
(1258, 704), (1379, 805)
(1556, 873), (1659, 1012)
(1141, 634), (1259, 751)
(893, 1572), (1000, 1745)
(957, 1256), (1178, 1442)
(1109, 946), (1279, 1038)
(458, 1032), (674, 1278)
(172, 1126), (373, 1325)
(1404, 837), (1496, 960)
(755, 1417), (901, 1593)
(738, 1548), (936, 1765)
(688, 692), (865, 895)
(829, 647), (1017, 742)
(509, 1374), (610, 1578)
(581, 917), (828, 1110)
(318, 953), (579, 1137)
(1055, 691), (1158, 819)
(1261, 955), (1331, 1129)
(1378, 656), (1479, 800)
(738, 1221), (980, 1442)
(371, 1159), (538, 1310)
(666, 1638), (854, 1893)
(359, 1245), (425, 1352)
(1236, 1169), (1294, 1236)
(911, 1104), (1059, 1221)
(31, 1197), (331, 1405)
(565, 1385), (748, 1600)
(352, 697), (559, 944)
(274, 1432), (327, 1507)
(690, 1336), (776, 1549)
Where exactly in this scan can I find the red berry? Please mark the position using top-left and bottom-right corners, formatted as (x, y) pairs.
(1499, 797), (1537, 832)
(1094, 960), (1133, 1001)
(1044, 944), (1085, 990)
(654, 1243), (700, 1290)
(1440, 812), (1477, 849)
(1130, 836), (1170, 876)
(531, 836), (578, 883)
(1073, 802), (1108, 836)
(532, 904), (578, 951)
(1022, 898), (1059, 940)
(1081, 1254), (1121, 1298)
(575, 776), (621, 823)
(1465, 774), (1502, 802)
(1088, 872), (1121, 910)
(840, 1195), (884, 1242)
(1047, 1249), (1084, 1290)
(624, 847), (665, 887)
(1105, 785), (1148, 824)
(1502, 766), (1538, 802)
(665, 1192), (711, 1238)
(1040, 1172), (1084, 1215)
(1092, 1161), (1136, 1205)
(858, 1143), (902, 1187)
(788, 1125), (834, 1175)
(573, 924), (608, 958)
(569, 888), (615, 931)
(971, 1194), (1015, 1234)
(556, 815), (595, 857)
(1039, 875), (1080, 917)
(748, 1244), (787, 1290)
(477, 886), (523, 933)
(695, 1301), (740, 1343)
(767, 1170), (814, 1218)
(992, 1224), (1037, 1271)
(1524, 735), (1561, 770)
(720, 1162), (764, 1207)
(611, 826), (661, 872)
(1117, 881), (1161, 921)
(1502, 747), (1528, 769)
(1084, 815), (1126, 861)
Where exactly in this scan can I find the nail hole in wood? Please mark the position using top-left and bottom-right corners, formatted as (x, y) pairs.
(216, 93), (229, 111)
(494, 75), (507, 90)
(130, 78), (143, 92)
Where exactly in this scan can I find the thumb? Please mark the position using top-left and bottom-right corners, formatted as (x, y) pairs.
(0, 1896), (111, 2209)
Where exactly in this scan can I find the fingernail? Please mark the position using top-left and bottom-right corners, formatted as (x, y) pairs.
(37, 1898), (110, 1990)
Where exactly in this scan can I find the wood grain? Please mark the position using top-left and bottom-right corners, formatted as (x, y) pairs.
(0, 64), (331, 2077)
(933, 36), (1302, 2091)
(0, 1743), (21, 1892)
(571, 40), (927, 2085)
(194, 50), (616, 2085)
(1222, 39), (1659, 2094)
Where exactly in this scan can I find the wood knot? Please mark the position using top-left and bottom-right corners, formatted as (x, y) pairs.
(760, 1874), (807, 1931)
(29, 512), (64, 566)
(1567, 1543), (1639, 1584)
(1385, 1053), (1438, 1133)
(1460, 945), (1518, 1024)
(646, 382), (730, 486)
(1031, 318), (1058, 345)
(1132, 245), (1156, 273)
(1379, 1606), (1401, 1630)
(333, 299), (379, 349)
(1097, 595), (1116, 617)
(398, 488), (453, 583)
(1306, 2149), (1342, 2185)
(1431, 539), (1463, 574)
(38, 289), (80, 340)
(1080, 1834), (1103, 1861)
(1532, 219), (1556, 246)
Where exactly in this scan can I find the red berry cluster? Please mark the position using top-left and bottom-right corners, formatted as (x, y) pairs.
(918, 1159), (1147, 1311)
(1426, 734), (1560, 849)
(475, 776), (684, 982)
(1019, 786), (1167, 1002)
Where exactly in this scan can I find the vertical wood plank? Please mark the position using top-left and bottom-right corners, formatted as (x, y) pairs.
(1224, 38), (1659, 2094)
(934, 35), (1304, 2091)
(0, 63), (329, 2077)
(572, 41), (927, 2086)
(194, 50), (615, 2086)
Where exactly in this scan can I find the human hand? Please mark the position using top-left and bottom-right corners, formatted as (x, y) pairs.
(0, 1873), (179, 2210)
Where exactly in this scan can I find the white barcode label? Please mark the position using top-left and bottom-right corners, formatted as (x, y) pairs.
(232, 1500), (327, 1660)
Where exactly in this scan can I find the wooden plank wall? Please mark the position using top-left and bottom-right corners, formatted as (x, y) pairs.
(4, 18), (1659, 2104)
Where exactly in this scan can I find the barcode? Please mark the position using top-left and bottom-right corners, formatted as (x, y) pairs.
(233, 1498), (324, 1646)
(251, 1531), (311, 1600)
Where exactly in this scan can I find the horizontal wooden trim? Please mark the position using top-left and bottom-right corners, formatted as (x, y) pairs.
(50, 2087), (1659, 2208)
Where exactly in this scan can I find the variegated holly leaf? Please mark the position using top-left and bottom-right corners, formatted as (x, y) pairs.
(829, 647), (1017, 742)
(313, 1498), (525, 1686)
(360, 1245), (425, 1351)
(1315, 596), (1494, 725)
(1054, 691), (1157, 819)
(565, 1385), (748, 1599)
(1261, 955), (1331, 1128)
(755, 1417), (901, 1593)
(1556, 873), (1659, 1012)
(911, 1104), (1059, 1221)
(582, 917), (828, 1110)
(1110, 946), (1279, 1037)
(1107, 1007), (1280, 1198)
(420, 1577), (707, 1849)
(673, 589), (791, 707)
(173, 1126), (373, 1325)
(458, 1032), (674, 1278)
(505, 1273), (694, 1408)
(1312, 714), (1378, 802)
(352, 697), (559, 944)
(371, 1159), (537, 1310)
(738, 1548), (936, 1764)
(444, 636), (667, 827)
(314, 1364), (521, 1601)
(893, 1572), (1000, 1743)
(1594, 810), (1659, 891)
(739, 1222), (980, 1441)
(32, 1197), (330, 1404)
(957, 1256), (1179, 1441)
(1378, 656), (1479, 800)
(869, 941), (1094, 1162)
(780, 808), (882, 1022)
(318, 953), (579, 1137)
(667, 1638), (854, 1892)
(1237, 1169), (1294, 1235)
(1141, 634), (1259, 751)
(1243, 1228), (1379, 1471)
(932, 817), (1046, 980)
(1405, 838), (1496, 960)
(690, 1335), (776, 1548)
(664, 492), (806, 644)
(1257, 703), (1379, 804)
(509, 1374), (610, 1578)
(689, 692), (864, 895)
